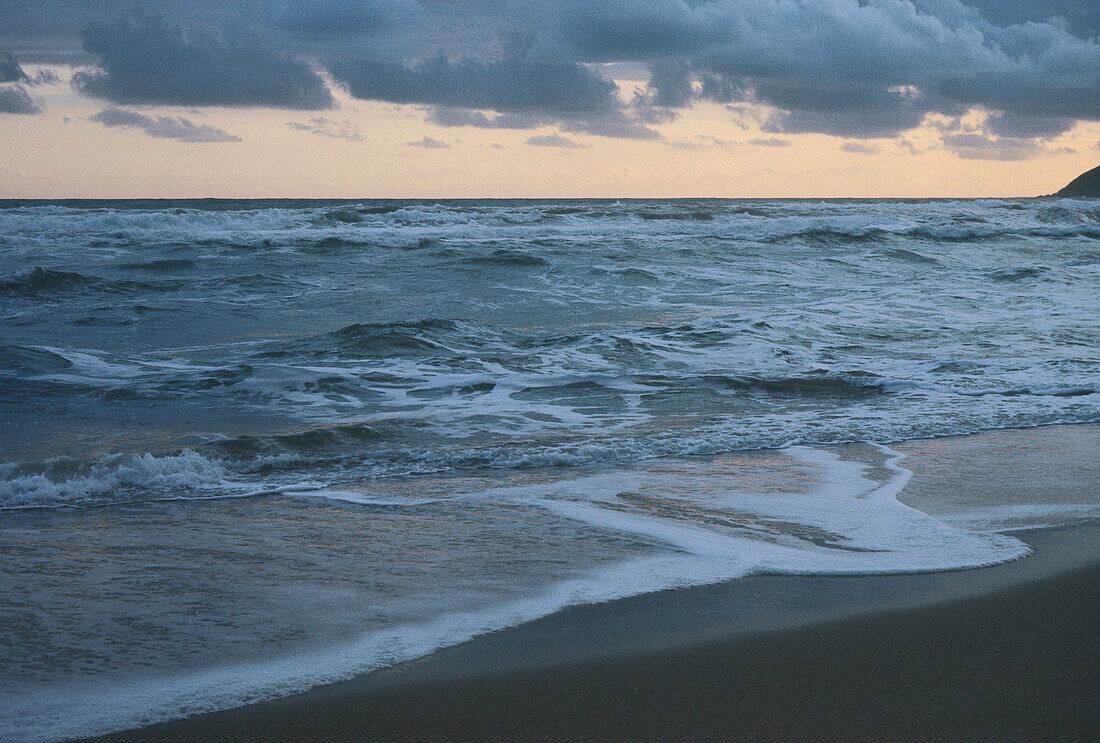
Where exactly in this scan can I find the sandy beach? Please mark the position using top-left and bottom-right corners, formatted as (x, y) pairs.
(79, 426), (1100, 743)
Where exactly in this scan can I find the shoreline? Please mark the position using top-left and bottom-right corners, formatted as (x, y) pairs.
(77, 424), (1100, 742)
(81, 524), (1100, 742)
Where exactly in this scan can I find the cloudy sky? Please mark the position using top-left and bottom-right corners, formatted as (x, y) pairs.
(1, 0), (1097, 197)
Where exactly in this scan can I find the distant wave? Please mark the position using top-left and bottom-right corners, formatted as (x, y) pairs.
(771, 222), (1100, 244)
(637, 209), (715, 221)
(3, 199), (1098, 258)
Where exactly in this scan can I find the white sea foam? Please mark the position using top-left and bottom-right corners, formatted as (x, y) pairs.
(0, 450), (234, 508)
(296, 488), (441, 507)
(0, 445), (1035, 743)
(933, 503), (1100, 533)
(511, 444), (1026, 576)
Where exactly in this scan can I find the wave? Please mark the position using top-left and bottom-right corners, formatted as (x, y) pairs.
(0, 345), (75, 375)
(3, 411), (1098, 510)
(0, 266), (189, 298)
(300, 236), (371, 253)
(770, 223), (1100, 244)
(117, 258), (197, 271)
(0, 445), (1041, 743)
(512, 371), (898, 401)
(591, 266), (660, 281)
(0, 450), (234, 509)
(987, 265), (1046, 282)
(875, 247), (941, 265)
(0, 267), (97, 296)
(312, 319), (461, 357)
(4, 201), (1098, 270)
(697, 372), (897, 396)
(955, 385), (1098, 398)
(205, 423), (386, 458)
(465, 249), (550, 267)
(637, 209), (715, 221)
(796, 226), (890, 244)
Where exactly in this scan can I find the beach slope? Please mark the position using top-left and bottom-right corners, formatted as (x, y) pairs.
(84, 523), (1099, 743)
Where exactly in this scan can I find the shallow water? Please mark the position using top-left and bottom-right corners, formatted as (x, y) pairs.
(1, 198), (1098, 741)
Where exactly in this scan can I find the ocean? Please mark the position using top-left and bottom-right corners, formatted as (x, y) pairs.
(1, 198), (1098, 741)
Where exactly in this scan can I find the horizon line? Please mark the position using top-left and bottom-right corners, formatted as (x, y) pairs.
(0, 193), (1075, 202)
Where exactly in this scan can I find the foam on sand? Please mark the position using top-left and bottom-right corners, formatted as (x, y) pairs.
(0, 443), (1036, 743)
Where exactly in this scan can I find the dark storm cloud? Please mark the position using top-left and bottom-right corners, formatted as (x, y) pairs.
(329, 54), (616, 117)
(958, 0), (1100, 37)
(985, 113), (1077, 140)
(274, 0), (416, 40)
(90, 106), (241, 141)
(428, 107), (547, 130)
(550, 0), (1099, 140)
(0, 84), (36, 113)
(939, 132), (1041, 161)
(0, 1), (1098, 146)
(755, 82), (948, 139)
(328, 52), (658, 139)
(73, 18), (334, 109)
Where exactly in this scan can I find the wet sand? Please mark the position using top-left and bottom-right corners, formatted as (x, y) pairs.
(81, 427), (1100, 743)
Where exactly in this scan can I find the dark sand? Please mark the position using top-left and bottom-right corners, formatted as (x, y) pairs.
(81, 428), (1100, 743)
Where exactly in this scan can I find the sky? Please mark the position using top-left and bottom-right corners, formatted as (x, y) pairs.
(1, 0), (1098, 198)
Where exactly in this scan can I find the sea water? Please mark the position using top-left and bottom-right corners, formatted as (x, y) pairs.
(1, 198), (1098, 740)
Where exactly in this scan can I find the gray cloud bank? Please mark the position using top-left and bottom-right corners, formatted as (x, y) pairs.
(1, 1), (1098, 151)
(73, 19), (334, 109)
(90, 107), (241, 141)
(287, 117), (364, 141)
(407, 135), (449, 148)
(526, 133), (586, 148)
